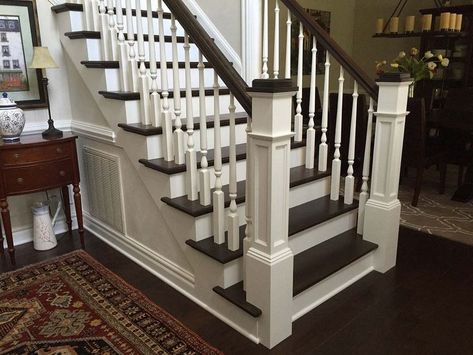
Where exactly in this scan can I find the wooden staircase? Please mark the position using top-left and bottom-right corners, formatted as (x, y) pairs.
(52, 0), (410, 349)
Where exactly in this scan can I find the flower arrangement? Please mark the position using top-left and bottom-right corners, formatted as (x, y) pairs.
(376, 47), (450, 82)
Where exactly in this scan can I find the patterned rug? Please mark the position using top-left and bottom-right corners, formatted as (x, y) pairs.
(399, 165), (473, 246)
(0, 251), (222, 355)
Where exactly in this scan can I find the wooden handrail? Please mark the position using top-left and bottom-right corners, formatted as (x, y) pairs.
(163, 0), (252, 116)
(280, 0), (379, 100)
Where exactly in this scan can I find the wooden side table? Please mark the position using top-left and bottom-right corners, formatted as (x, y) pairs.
(0, 134), (84, 265)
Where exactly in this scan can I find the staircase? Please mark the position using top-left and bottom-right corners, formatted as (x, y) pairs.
(52, 0), (411, 349)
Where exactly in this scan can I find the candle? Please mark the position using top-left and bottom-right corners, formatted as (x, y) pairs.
(455, 14), (463, 31)
(405, 16), (415, 33)
(440, 12), (450, 30)
(449, 13), (457, 31)
(389, 16), (399, 33)
(422, 14), (432, 31)
(376, 18), (384, 34)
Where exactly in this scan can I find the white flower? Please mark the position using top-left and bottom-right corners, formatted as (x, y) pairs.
(427, 62), (437, 70)
(411, 48), (419, 56)
(398, 51), (406, 58)
(424, 51), (434, 59)
(441, 58), (450, 67)
(391, 63), (399, 68)
(438, 54), (443, 60)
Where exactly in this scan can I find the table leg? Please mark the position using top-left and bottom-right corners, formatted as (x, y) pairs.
(62, 186), (72, 235)
(73, 184), (85, 248)
(452, 160), (473, 202)
(1, 199), (15, 266)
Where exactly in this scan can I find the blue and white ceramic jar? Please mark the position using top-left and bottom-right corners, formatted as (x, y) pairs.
(0, 92), (25, 142)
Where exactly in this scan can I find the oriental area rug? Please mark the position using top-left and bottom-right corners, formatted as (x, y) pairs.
(0, 251), (222, 355)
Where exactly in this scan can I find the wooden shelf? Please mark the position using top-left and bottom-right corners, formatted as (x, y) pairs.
(419, 5), (473, 15)
(372, 31), (466, 39)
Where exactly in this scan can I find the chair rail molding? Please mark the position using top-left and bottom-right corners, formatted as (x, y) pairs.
(71, 120), (117, 143)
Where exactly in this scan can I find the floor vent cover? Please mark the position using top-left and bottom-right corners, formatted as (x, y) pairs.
(83, 146), (124, 233)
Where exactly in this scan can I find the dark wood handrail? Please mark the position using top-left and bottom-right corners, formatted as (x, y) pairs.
(281, 0), (379, 100)
(163, 0), (252, 116)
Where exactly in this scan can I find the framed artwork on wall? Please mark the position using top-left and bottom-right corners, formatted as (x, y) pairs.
(0, 0), (46, 109)
(291, 8), (331, 76)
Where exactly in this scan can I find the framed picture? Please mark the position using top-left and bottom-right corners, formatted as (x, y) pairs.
(0, 0), (46, 109)
(291, 8), (331, 76)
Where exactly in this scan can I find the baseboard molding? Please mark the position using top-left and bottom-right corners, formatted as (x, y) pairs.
(72, 120), (116, 143)
(182, 0), (242, 74)
(3, 217), (78, 248)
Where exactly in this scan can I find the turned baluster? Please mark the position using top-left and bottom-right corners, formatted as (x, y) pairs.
(116, 0), (130, 91)
(171, 15), (185, 164)
(305, 37), (317, 169)
(344, 81), (359, 205)
(318, 52), (331, 172)
(261, 0), (269, 79)
(184, 33), (198, 201)
(273, 0), (280, 79)
(106, 0), (118, 60)
(330, 67), (345, 201)
(98, 0), (111, 60)
(228, 94), (239, 251)
(136, 0), (150, 125)
(198, 51), (211, 206)
(147, 0), (161, 127)
(285, 9), (292, 79)
(294, 22), (304, 142)
(125, 0), (139, 91)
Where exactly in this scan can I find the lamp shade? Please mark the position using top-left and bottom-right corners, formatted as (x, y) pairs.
(29, 47), (58, 69)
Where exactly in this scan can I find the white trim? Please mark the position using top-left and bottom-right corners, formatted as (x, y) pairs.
(83, 212), (261, 345)
(241, 0), (262, 83)
(72, 120), (116, 143)
(181, 0), (242, 74)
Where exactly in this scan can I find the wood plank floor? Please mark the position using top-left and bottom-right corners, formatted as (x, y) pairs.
(1, 226), (473, 354)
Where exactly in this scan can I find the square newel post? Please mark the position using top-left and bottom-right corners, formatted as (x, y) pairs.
(363, 73), (412, 273)
(245, 79), (297, 348)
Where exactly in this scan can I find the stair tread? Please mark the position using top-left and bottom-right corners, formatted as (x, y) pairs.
(164, 165), (330, 217)
(213, 282), (262, 318)
(98, 87), (231, 101)
(212, 229), (377, 317)
(65, 31), (188, 43)
(293, 229), (378, 296)
(140, 140), (306, 175)
(52, 4), (173, 19)
(185, 195), (358, 264)
(118, 112), (247, 136)
(81, 60), (213, 70)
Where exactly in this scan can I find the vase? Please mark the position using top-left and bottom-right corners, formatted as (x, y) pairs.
(0, 92), (25, 142)
(408, 83), (416, 98)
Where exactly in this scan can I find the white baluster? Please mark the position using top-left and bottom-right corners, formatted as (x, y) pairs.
(357, 98), (374, 235)
(136, 0), (150, 125)
(294, 22), (304, 142)
(171, 15), (185, 164)
(330, 67), (345, 200)
(147, 0), (161, 127)
(228, 94), (239, 251)
(158, 0), (174, 161)
(91, 0), (100, 32)
(98, 0), (111, 60)
(318, 52), (330, 172)
(125, 0), (139, 91)
(273, 0), (280, 79)
(344, 82), (359, 205)
(83, 0), (93, 31)
(184, 33), (199, 201)
(106, 0), (118, 60)
(213, 71), (225, 244)
(285, 9), (291, 79)
(305, 37), (317, 169)
(116, 0), (130, 91)
(243, 114), (252, 291)
(198, 51), (211, 206)
(261, 0), (269, 79)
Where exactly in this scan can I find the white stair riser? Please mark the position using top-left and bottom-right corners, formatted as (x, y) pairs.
(102, 67), (224, 92)
(167, 146), (306, 198)
(289, 176), (330, 208)
(289, 210), (358, 256)
(195, 204), (247, 241)
(144, 123), (248, 160)
(292, 253), (375, 321)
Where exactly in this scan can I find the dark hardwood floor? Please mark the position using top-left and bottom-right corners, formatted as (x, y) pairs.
(1, 227), (473, 354)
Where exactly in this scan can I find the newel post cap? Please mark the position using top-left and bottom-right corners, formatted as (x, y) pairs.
(247, 79), (298, 94)
(376, 72), (412, 83)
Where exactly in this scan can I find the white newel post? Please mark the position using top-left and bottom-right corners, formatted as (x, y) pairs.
(363, 73), (412, 273)
(245, 79), (296, 349)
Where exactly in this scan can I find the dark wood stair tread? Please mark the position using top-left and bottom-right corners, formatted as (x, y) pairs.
(293, 229), (378, 296)
(81, 60), (212, 70)
(140, 140), (306, 175)
(164, 165), (330, 217)
(186, 195), (357, 264)
(118, 112), (247, 136)
(213, 282), (262, 318)
(212, 230), (377, 317)
(52, 4), (173, 19)
(65, 31), (188, 43)
(98, 87), (231, 101)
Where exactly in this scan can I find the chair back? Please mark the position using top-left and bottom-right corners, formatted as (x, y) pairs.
(403, 98), (426, 165)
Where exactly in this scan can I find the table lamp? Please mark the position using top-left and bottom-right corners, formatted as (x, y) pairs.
(29, 47), (62, 139)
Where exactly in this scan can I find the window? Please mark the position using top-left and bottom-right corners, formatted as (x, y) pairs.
(3, 60), (10, 69)
(2, 45), (10, 57)
(0, 33), (7, 42)
(12, 60), (19, 68)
